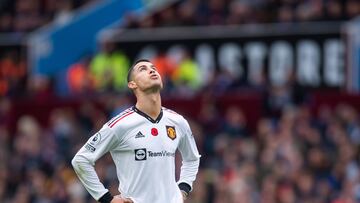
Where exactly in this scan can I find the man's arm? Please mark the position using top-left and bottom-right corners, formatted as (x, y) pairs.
(177, 118), (201, 197)
(71, 125), (120, 202)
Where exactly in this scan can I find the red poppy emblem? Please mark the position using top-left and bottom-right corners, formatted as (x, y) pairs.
(151, 128), (158, 136)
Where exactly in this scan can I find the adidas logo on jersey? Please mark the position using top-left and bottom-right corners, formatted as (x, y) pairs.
(135, 131), (145, 138)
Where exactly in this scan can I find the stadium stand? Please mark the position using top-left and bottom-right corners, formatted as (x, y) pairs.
(0, 0), (360, 202)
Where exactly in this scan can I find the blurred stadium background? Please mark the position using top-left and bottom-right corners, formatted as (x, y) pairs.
(1, 0), (360, 202)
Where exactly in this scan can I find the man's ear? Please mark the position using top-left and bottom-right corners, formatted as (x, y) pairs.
(128, 81), (137, 90)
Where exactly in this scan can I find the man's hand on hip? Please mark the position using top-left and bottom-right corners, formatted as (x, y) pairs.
(111, 195), (133, 203)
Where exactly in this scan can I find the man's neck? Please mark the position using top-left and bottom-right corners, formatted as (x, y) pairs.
(135, 92), (162, 120)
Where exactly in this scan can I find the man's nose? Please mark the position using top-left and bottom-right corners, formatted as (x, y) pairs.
(149, 70), (155, 74)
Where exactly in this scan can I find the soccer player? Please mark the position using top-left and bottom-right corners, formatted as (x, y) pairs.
(71, 59), (201, 203)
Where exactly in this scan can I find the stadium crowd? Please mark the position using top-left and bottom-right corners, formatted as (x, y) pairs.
(0, 0), (94, 97)
(2, 0), (360, 97)
(0, 0), (94, 32)
(0, 0), (360, 202)
(1, 90), (360, 202)
(124, 0), (360, 28)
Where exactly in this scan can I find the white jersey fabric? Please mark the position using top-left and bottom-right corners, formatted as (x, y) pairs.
(72, 106), (201, 203)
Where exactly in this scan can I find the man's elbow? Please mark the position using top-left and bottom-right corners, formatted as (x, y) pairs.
(71, 154), (79, 170)
(71, 153), (94, 171)
(183, 156), (200, 165)
(188, 154), (201, 162)
(71, 153), (86, 170)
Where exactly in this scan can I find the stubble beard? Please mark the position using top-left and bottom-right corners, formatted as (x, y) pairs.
(145, 82), (163, 94)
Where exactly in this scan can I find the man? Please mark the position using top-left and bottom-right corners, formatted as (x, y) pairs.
(72, 59), (201, 203)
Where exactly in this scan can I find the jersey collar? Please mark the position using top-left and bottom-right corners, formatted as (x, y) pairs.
(132, 106), (163, 123)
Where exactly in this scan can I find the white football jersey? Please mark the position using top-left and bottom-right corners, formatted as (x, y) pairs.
(72, 106), (201, 203)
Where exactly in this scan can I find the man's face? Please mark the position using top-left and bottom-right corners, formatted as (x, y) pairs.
(128, 61), (163, 92)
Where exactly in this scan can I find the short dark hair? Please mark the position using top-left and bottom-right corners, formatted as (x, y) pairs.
(127, 59), (151, 82)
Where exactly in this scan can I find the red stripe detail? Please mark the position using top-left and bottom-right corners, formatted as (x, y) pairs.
(108, 108), (132, 126)
(109, 111), (134, 128)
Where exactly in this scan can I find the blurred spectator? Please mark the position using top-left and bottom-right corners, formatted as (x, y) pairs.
(226, 1), (253, 25)
(345, 0), (360, 19)
(197, 99), (222, 159)
(0, 51), (26, 96)
(177, 0), (198, 26)
(325, 0), (344, 21)
(152, 50), (177, 90)
(90, 41), (130, 92)
(158, 5), (181, 27)
(0, 98), (11, 125)
(0, 13), (13, 32)
(67, 56), (94, 94)
(297, 0), (325, 22)
(203, 0), (227, 25)
(100, 94), (133, 118)
(222, 106), (249, 138)
(13, 0), (44, 32)
(26, 74), (54, 100)
(265, 85), (294, 116)
(172, 50), (201, 92)
(277, 6), (294, 23)
(53, 0), (74, 25)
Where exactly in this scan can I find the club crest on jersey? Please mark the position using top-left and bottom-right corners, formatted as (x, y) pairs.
(166, 126), (176, 140)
